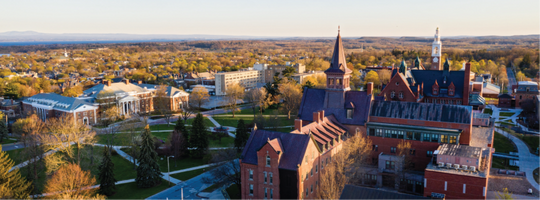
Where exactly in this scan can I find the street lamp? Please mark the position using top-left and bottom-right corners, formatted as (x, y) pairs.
(167, 155), (174, 186)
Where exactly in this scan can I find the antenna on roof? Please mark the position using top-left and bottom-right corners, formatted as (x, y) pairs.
(338, 25), (340, 34)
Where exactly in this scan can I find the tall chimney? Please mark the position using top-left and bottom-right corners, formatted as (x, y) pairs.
(313, 112), (320, 124)
(107, 80), (111, 87)
(367, 82), (374, 96)
(463, 63), (471, 105)
(124, 79), (129, 84)
(319, 110), (325, 122)
(138, 80), (143, 84)
(295, 119), (303, 133)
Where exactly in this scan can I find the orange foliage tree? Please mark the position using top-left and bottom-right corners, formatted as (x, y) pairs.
(44, 163), (104, 199)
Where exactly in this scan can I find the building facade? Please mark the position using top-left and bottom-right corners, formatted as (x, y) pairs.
(214, 70), (263, 95)
(22, 93), (99, 125)
(513, 81), (539, 107)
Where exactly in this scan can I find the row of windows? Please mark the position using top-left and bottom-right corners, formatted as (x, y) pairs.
(368, 128), (458, 144)
(302, 181), (318, 199)
(425, 98), (462, 105)
(263, 172), (273, 184)
(390, 91), (404, 99)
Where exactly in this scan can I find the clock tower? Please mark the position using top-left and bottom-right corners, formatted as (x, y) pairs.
(431, 27), (442, 70)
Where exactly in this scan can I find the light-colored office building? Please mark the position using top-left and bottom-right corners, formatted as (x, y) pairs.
(215, 70), (264, 95)
(291, 71), (325, 84)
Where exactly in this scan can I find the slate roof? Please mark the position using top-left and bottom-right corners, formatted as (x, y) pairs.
(370, 100), (472, 124)
(241, 129), (310, 170)
(24, 93), (96, 111)
(498, 93), (513, 98)
(410, 70), (465, 98)
(134, 83), (188, 97)
(340, 185), (427, 199)
(291, 115), (348, 150)
(82, 82), (149, 98)
(298, 88), (372, 126)
(324, 32), (352, 74)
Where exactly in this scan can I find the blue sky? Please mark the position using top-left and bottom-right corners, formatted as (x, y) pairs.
(1, 0), (538, 37)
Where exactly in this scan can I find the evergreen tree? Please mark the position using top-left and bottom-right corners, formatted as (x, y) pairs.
(175, 117), (189, 148)
(234, 119), (250, 150)
(98, 146), (116, 196)
(0, 119), (7, 143)
(0, 145), (32, 199)
(302, 80), (315, 91)
(136, 125), (162, 188)
(189, 113), (208, 158)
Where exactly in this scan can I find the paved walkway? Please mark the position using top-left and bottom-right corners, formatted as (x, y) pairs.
(494, 128), (539, 190)
(489, 105), (534, 133)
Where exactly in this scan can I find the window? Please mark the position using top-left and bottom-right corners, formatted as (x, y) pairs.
(316, 165), (318, 173)
(249, 169), (253, 180)
(406, 131), (413, 140)
(306, 188), (308, 197)
(397, 131), (404, 139)
(431, 134), (439, 142)
(399, 92), (404, 99)
(376, 129), (383, 137)
(385, 130), (392, 138)
(391, 130), (397, 138)
(373, 145), (378, 151)
(427, 151), (433, 157)
(266, 155), (271, 166)
(311, 168), (313, 176)
(409, 149), (416, 155)
(270, 189), (273, 199)
(390, 147), (396, 153)
(449, 100), (453, 104)
(301, 174), (304, 182)
(386, 161), (395, 169)
(346, 109), (353, 119)
(391, 91), (395, 98)
(249, 184), (254, 195)
(414, 132), (421, 140)
(450, 136), (457, 144)
(265, 188), (268, 199)
(270, 173), (273, 184)
(423, 133), (430, 142)
(311, 185), (313, 193)
(441, 135), (449, 143)
(457, 100), (462, 105)
(264, 172), (267, 183)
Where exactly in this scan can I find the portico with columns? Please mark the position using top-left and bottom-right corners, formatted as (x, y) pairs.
(117, 96), (141, 116)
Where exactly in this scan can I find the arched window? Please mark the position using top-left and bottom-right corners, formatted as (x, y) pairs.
(266, 155), (271, 166)
(391, 91), (395, 98)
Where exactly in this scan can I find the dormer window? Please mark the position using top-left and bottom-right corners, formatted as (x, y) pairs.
(433, 88), (438, 95)
(449, 89), (454, 96)
(346, 109), (353, 119)
(266, 155), (271, 166)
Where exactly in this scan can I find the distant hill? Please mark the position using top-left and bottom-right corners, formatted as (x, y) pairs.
(0, 31), (537, 43)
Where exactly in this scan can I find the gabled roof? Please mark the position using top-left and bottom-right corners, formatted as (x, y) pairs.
(24, 93), (96, 111)
(410, 70), (465, 98)
(370, 100), (472, 124)
(82, 82), (149, 98)
(241, 129), (310, 170)
(134, 83), (188, 97)
(324, 31), (352, 74)
(298, 88), (372, 126)
(267, 138), (283, 154)
(291, 115), (348, 150)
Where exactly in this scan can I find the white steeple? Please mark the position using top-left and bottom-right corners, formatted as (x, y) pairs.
(430, 27), (442, 70)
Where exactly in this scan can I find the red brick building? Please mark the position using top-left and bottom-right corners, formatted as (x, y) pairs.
(22, 93), (99, 125)
(513, 81), (539, 108)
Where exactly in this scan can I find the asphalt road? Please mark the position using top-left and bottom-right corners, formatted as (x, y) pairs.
(506, 67), (517, 94)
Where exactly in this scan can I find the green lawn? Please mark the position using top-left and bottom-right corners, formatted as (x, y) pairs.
(492, 157), (519, 171)
(483, 108), (493, 115)
(226, 184), (241, 199)
(212, 116), (294, 127)
(502, 128), (540, 155)
(202, 183), (221, 192)
(209, 136), (234, 148)
(157, 156), (207, 172)
(170, 168), (208, 181)
(107, 181), (171, 199)
(217, 107), (281, 116)
(4, 148), (25, 165)
(494, 132), (516, 153)
(0, 138), (18, 144)
(111, 154), (137, 181)
(184, 117), (215, 127)
(499, 112), (515, 117)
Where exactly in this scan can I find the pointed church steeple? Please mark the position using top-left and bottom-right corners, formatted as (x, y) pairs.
(443, 58), (450, 71)
(325, 27), (352, 74)
(414, 56), (422, 69)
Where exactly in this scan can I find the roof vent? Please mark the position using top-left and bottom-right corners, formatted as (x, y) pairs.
(453, 164), (460, 170)
(437, 162), (445, 168)
(470, 166), (476, 171)
(446, 163), (452, 168)
(462, 165), (468, 171)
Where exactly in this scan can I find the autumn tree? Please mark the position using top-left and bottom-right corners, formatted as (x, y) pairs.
(364, 71), (380, 87)
(0, 145), (32, 199)
(317, 133), (372, 199)
(12, 114), (45, 194)
(377, 69), (391, 86)
(44, 163), (104, 199)
(224, 83), (245, 118)
(136, 125), (162, 188)
(0, 111), (7, 143)
(278, 78), (302, 119)
(98, 147), (116, 196)
(396, 140), (413, 190)
(189, 86), (210, 110)
(245, 87), (270, 116)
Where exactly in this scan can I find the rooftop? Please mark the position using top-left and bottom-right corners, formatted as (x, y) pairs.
(518, 81), (538, 86)
(370, 100), (473, 124)
(437, 143), (482, 159)
(470, 126), (494, 148)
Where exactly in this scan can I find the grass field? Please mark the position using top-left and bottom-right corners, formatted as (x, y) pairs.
(492, 157), (519, 171)
(202, 183), (221, 192)
(212, 116), (294, 127)
(4, 148), (25, 165)
(217, 107), (281, 116)
(157, 156), (207, 172)
(226, 184), (241, 199)
(184, 117), (215, 127)
(0, 138), (18, 144)
(493, 132), (516, 153)
(209, 136), (234, 148)
(170, 168), (208, 181)
(107, 181), (171, 199)
(502, 127), (540, 155)
(483, 108), (493, 115)
(499, 112), (516, 117)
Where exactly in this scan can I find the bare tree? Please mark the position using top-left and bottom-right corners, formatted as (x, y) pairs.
(377, 69), (392, 86)
(244, 87), (270, 116)
(189, 86), (210, 110)
(180, 106), (195, 122)
(278, 78), (302, 119)
(155, 84), (173, 126)
(317, 133), (372, 199)
(396, 140), (413, 191)
(223, 83), (245, 118)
